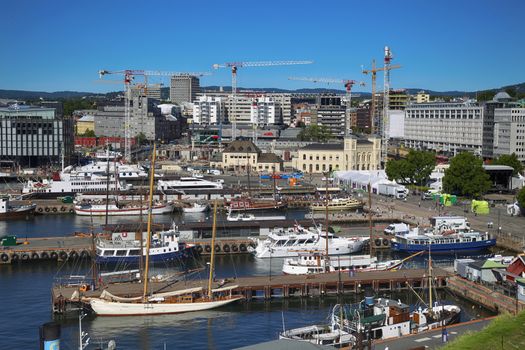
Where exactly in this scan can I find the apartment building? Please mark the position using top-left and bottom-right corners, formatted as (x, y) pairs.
(193, 95), (224, 125)
(494, 108), (525, 161)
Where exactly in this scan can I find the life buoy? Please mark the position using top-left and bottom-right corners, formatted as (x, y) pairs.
(31, 253), (40, 259)
(223, 244), (230, 253)
(50, 252), (58, 260)
(21, 253), (30, 260)
(214, 244), (221, 253)
(59, 251), (68, 260)
(69, 251), (79, 259)
(79, 284), (89, 292)
(231, 244), (239, 252)
(41, 252), (50, 259)
(11, 253), (19, 261)
(205, 245), (211, 253)
(80, 250), (90, 258)
(52, 207), (58, 213)
(60, 207), (66, 212)
(196, 245), (203, 254)
(374, 238), (382, 247)
(45, 207), (50, 213)
(37, 207), (44, 213)
(0, 253), (9, 262)
(382, 238), (389, 246)
(239, 243), (247, 252)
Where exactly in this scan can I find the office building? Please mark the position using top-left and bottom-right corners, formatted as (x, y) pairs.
(267, 93), (291, 125)
(193, 95), (224, 125)
(0, 105), (74, 166)
(404, 101), (484, 155)
(316, 96), (346, 137)
(147, 84), (162, 100)
(296, 135), (381, 173)
(482, 91), (519, 159)
(493, 108), (525, 161)
(170, 75), (200, 104)
(355, 107), (371, 133)
(251, 96), (278, 126)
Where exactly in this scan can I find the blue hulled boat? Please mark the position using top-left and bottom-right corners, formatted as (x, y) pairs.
(391, 228), (496, 253)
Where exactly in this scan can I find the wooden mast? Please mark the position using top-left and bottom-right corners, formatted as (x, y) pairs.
(207, 200), (218, 299)
(428, 245), (433, 313)
(324, 174), (329, 270)
(142, 144), (157, 301)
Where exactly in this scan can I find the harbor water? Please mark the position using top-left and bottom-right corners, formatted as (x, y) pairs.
(0, 212), (496, 349)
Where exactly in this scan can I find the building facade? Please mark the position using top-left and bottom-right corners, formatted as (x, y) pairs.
(482, 92), (518, 159)
(170, 75), (200, 104)
(76, 115), (95, 135)
(0, 105), (74, 166)
(296, 136), (381, 173)
(251, 97), (278, 126)
(215, 140), (283, 172)
(267, 93), (291, 125)
(193, 95), (224, 125)
(493, 108), (525, 161)
(316, 96), (346, 137)
(404, 102), (483, 155)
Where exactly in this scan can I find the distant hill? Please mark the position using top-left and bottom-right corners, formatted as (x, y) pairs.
(1, 81), (524, 101)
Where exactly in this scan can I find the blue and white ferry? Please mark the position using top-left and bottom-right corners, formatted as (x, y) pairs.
(96, 226), (194, 264)
(391, 227), (496, 253)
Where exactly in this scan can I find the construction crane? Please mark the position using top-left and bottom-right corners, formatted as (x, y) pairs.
(288, 76), (365, 136)
(212, 60), (313, 140)
(362, 50), (401, 167)
(98, 69), (210, 162)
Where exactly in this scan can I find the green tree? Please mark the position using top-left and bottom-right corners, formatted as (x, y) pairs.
(492, 153), (523, 176)
(136, 132), (147, 145)
(82, 129), (96, 137)
(297, 125), (332, 142)
(443, 152), (491, 197)
(517, 187), (525, 212)
(385, 159), (414, 184)
(407, 149), (436, 185)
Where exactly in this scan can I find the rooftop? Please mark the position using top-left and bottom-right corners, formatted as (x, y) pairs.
(300, 143), (344, 151)
(223, 140), (261, 154)
(258, 153), (283, 163)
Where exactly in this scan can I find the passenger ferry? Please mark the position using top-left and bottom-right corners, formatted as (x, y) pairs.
(310, 197), (363, 211)
(391, 227), (496, 253)
(60, 162), (149, 181)
(157, 177), (223, 191)
(250, 225), (366, 258)
(282, 253), (401, 275)
(22, 177), (132, 196)
(96, 227), (193, 264)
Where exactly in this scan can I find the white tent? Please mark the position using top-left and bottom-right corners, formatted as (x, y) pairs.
(333, 170), (396, 193)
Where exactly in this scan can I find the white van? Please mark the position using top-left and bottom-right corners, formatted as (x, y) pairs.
(384, 223), (409, 235)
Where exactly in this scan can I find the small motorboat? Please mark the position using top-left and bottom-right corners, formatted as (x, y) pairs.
(182, 203), (209, 213)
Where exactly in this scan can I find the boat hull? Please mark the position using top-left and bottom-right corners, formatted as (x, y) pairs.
(391, 238), (496, 253)
(90, 296), (243, 316)
(96, 246), (194, 264)
(0, 205), (36, 219)
(75, 204), (174, 216)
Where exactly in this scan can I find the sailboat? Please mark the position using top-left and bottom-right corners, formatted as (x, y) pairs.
(89, 145), (243, 316)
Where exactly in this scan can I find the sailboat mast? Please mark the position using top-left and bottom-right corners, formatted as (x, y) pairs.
(246, 151), (252, 199)
(90, 212), (98, 290)
(324, 175), (329, 269)
(368, 182), (373, 256)
(428, 245), (433, 311)
(207, 200), (218, 299)
(104, 144), (110, 227)
(142, 144), (157, 301)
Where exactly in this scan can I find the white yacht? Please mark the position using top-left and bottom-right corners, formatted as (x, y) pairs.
(74, 200), (174, 216)
(60, 161), (149, 181)
(282, 253), (402, 275)
(158, 177), (223, 191)
(250, 225), (366, 258)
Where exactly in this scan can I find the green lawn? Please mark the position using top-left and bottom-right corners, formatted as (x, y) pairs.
(442, 312), (525, 350)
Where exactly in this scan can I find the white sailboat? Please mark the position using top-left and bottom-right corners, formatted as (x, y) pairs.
(89, 145), (242, 316)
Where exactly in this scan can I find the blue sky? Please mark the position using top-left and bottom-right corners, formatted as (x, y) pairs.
(1, 0), (524, 93)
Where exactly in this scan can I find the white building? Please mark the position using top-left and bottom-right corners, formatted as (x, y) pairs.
(193, 95), (224, 125)
(494, 108), (525, 161)
(250, 97), (278, 126)
(404, 101), (483, 155)
(267, 93), (291, 125)
(388, 110), (405, 138)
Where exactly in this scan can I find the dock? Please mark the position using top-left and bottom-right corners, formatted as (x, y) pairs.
(51, 268), (451, 314)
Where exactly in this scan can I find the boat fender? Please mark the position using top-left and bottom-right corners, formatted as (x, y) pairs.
(231, 244), (239, 252)
(59, 251), (68, 260)
(223, 244), (230, 253)
(205, 245), (211, 253)
(60, 206), (66, 212)
(0, 253), (8, 262)
(239, 243), (247, 252)
(382, 238), (389, 246)
(52, 207), (58, 213)
(69, 251), (79, 259)
(69, 208), (74, 213)
(195, 245), (203, 254)
(40, 252), (49, 259)
(80, 250), (90, 258)
(374, 238), (382, 247)
(31, 253), (40, 260)
(21, 253), (30, 260)
(214, 244), (221, 253)
(50, 252), (58, 260)
(37, 207), (44, 213)
(11, 253), (19, 261)
(45, 207), (50, 213)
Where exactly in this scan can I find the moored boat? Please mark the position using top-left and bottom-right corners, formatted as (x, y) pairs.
(310, 197), (363, 211)
(0, 197), (36, 219)
(75, 201), (174, 216)
(227, 198), (286, 212)
(182, 203), (209, 213)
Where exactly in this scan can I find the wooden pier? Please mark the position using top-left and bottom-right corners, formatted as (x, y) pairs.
(51, 268), (451, 314)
